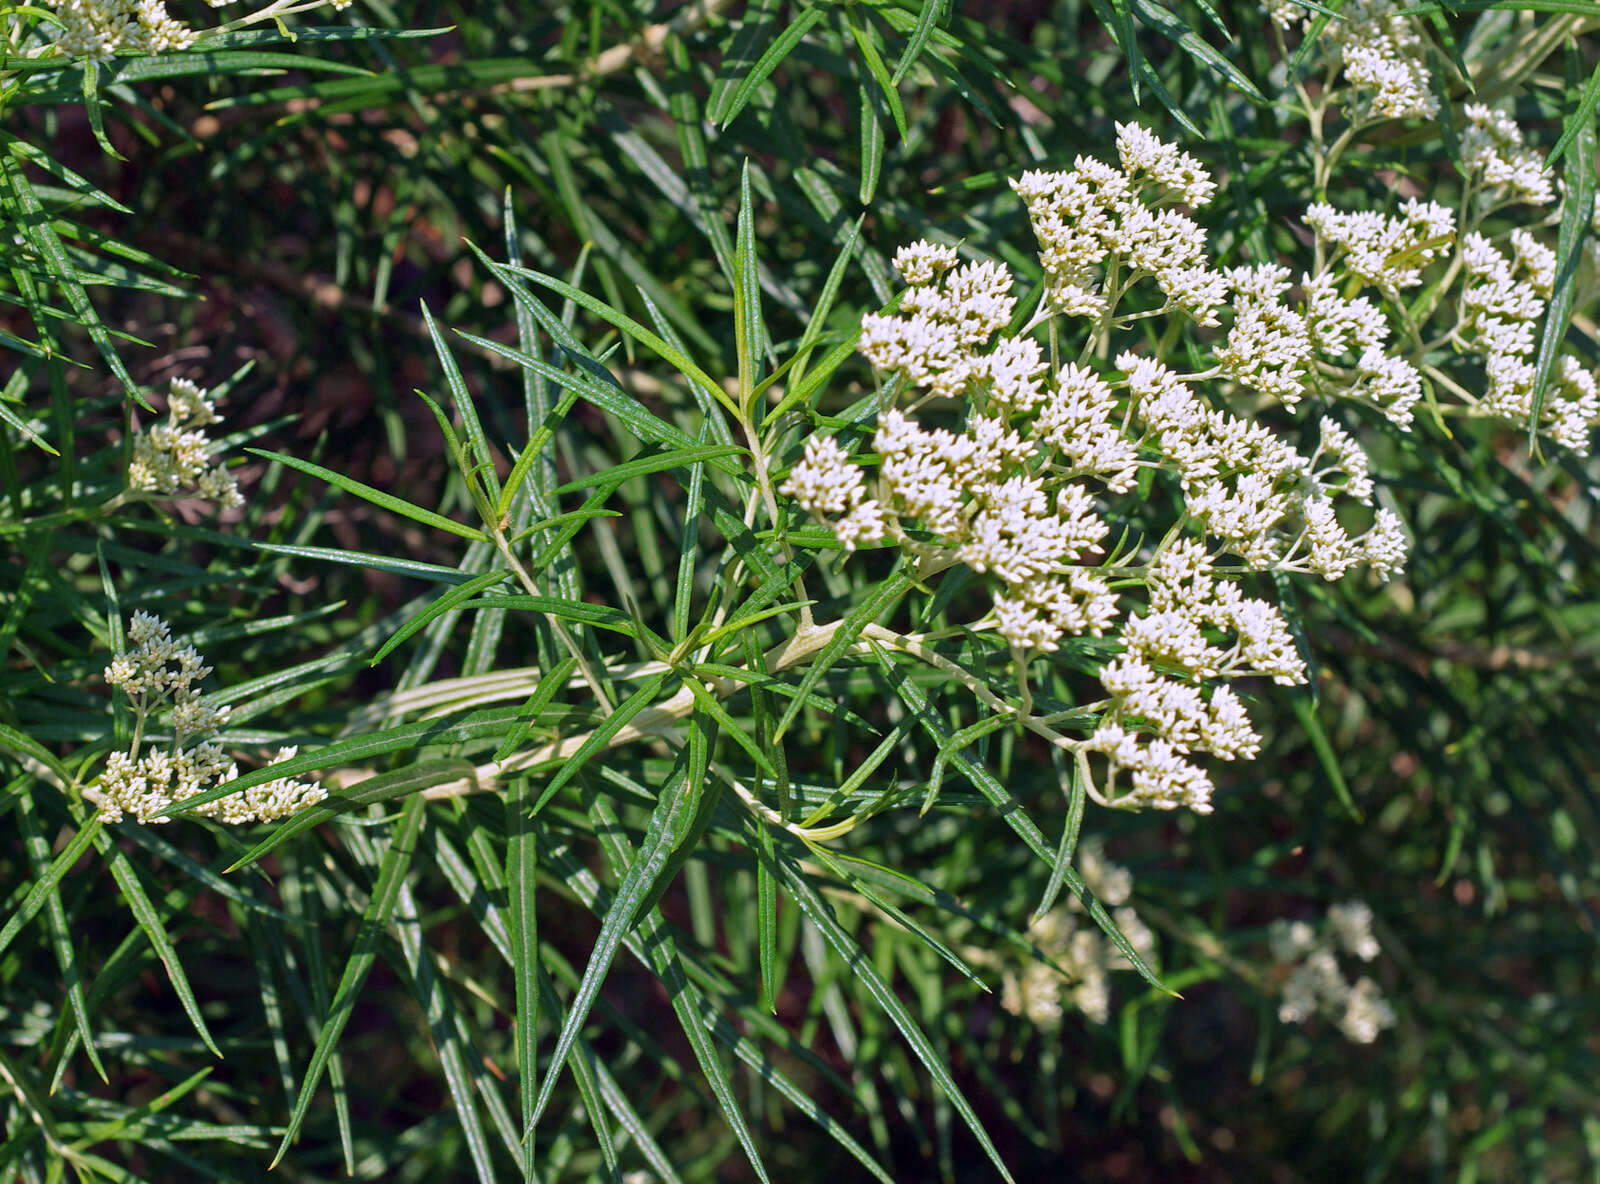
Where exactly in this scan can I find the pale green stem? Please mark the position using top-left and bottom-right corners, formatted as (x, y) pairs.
(747, 419), (814, 632)
(487, 527), (616, 715)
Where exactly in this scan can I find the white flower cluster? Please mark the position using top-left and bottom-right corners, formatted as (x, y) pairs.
(128, 378), (244, 510)
(789, 248), (1127, 655)
(1013, 125), (1435, 433)
(1458, 231), (1600, 449)
(1012, 123), (1224, 324)
(1320, 0), (1438, 121)
(1130, 354), (1406, 581)
(1460, 105), (1556, 209)
(1268, 902), (1395, 1044)
(783, 126), (1421, 814)
(983, 840), (1156, 1028)
(104, 610), (225, 739)
(46, 0), (195, 59)
(100, 612), (324, 825)
(1276, 0), (1599, 451)
(1304, 200), (1456, 294)
(1088, 541), (1308, 812)
(44, 0), (353, 61)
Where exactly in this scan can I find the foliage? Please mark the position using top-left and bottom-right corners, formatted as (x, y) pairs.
(1, 0), (1599, 1180)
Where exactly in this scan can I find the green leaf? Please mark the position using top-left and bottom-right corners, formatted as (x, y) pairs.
(421, 300), (501, 508)
(246, 448), (488, 543)
(483, 659), (578, 769)
(389, 879), (501, 1183)
(571, 785), (772, 1184)
(769, 846), (1016, 1184)
(1400, 0), (1600, 12)
(370, 569), (514, 665)
(718, 7), (826, 129)
(271, 794), (429, 1168)
(0, 147), (143, 402)
(79, 59), (123, 160)
(680, 676), (778, 780)
(505, 777), (539, 1179)
(450, 324), (738, 477)
(754, 817), (780, 1013)
(673, 426), (712, 643)
(451, 593), (641, 638)
(528, 669), (673, 814)
(530, 751), (702, 1129)
(1130, 0), (1265, 102)
(890, 0), (946, 85)
(803, 839), (986, 988)
(551, 443), (746, 495)
(1034, 752), (1088, 921)
(243, 540), (480, 584)
(495, 262), (738, 420)
(1528, 50), (1595, 451)
(93, 829), (222, 1058)
(0, 133), (132, 213)
(845, 5), (909, 139)
(772, 569), (914, 742)
(1546, 60), (1600, 169)
(733, 160), (765, 416)
(1289, 693), (1364, 821)
(857, 79), (885, 205)
(0, 815), (102, 964)
(0, 721), (74, 789)
(707, 0), (782, 123)
(16, 795), (106, 1083)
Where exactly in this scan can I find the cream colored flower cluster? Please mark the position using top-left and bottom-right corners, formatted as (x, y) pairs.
(44, 0), (353, 60)
(1301, 152), (1599, 451)
(46, 0), (195, 59)
(1270, 0), (1437, 121)
(128, 378), (244, 510)
(974, 839), (1155, 1028)
(1268, 902), (1395, 1044)
(1010, 124), (1223, 324)
(1460, 105), (1556, 208)
(1273, 4), (1600, 451)
(100, 612), (324, 825)
(784, 124), (1414, 814)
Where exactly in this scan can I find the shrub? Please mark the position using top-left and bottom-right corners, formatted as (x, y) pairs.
(1, 1), (1597, 1179)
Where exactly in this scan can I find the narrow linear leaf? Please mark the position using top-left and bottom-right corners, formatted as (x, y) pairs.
(770, 848), (1016, 1184)
(530, 754), (699, 1127)
(506, 776), (539, 1178)
(529, 670), (673, 814)
(246, 448), (487, 543)
(370, 569), (514, 665)
(0, 816), (102, 964)
(93, 831), (222, 1057)
(271, 795), (428, 1168)
(551, 444), (746, 495)
(719, 7), (826, 129)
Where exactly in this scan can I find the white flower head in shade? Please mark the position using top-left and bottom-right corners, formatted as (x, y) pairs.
(982, 841), (1155, 1028)
(1324, 0), (1438, 121)
(1269, 902), (1395, 1043)
(1460, 104), (1555, 208)
(128, 378), (244, 511)
(97, 613), (325, 826)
